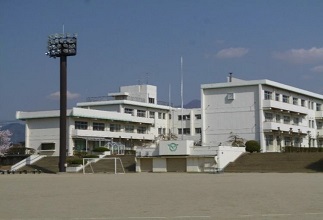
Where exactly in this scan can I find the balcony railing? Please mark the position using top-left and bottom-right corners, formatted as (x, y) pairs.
(263, 121), (308, 135)
(71, 129), (155, 140)
(263, 100), (308, 115)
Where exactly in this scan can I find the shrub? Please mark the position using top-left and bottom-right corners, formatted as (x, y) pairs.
(74, 151), (88, 158)
(92, 147), (110, 152)
(245, 140), (260, 153)
(67, 158), (83, 165)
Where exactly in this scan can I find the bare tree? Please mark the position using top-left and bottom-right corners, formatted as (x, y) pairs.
(227, 132), (245, 147)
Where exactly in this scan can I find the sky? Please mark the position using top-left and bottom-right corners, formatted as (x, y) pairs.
(1, 0), (323, 122)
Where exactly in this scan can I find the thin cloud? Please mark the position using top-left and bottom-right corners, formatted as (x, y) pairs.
(216, 47), (249, 58)
(273, 47), (323, 64)
(48, 91), (80, 100)
(311, 65), (323, 73)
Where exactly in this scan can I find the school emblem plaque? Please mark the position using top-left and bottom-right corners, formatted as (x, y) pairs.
(168, 143), (178, 152)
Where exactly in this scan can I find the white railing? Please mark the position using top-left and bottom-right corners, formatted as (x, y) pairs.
(11, 155), (46, 171)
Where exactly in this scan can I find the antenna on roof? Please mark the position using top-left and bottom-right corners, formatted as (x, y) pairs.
(180, 56), (184, 140)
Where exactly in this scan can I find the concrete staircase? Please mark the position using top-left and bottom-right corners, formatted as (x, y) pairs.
(224, 152), (323, 173)
(83, 155), (136, 173)
(16, 157), (60, 174)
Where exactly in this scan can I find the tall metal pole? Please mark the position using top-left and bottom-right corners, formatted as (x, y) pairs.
(46, 32), (77, 173)
(180, 56), (184, 140)
(59, 56), (67, 172)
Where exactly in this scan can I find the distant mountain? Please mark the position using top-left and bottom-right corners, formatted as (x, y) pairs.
(184, 99), (201, 108)
(0, 123), (25, 144)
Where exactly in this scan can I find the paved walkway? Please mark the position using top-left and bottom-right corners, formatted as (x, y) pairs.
(1, 173), (323, 219)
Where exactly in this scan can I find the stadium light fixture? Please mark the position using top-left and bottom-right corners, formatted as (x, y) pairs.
(46, 33), (77, 58)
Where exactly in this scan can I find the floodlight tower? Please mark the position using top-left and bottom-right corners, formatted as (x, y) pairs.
(46, 33), (77, 172)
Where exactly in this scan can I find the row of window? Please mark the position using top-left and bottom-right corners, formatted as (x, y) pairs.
(264, 112), (323, 129)
(75, 121), (148, 134)
(177, 128), (201, 135)
(178, 114), (201, 121)
(265, 135), (323, 147)
(124, 108), (169, 119)
(264, 91), (322, 110)
(264, 112), (302, 125)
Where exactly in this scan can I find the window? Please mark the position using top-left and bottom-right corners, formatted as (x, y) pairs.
(275, 93), (280, 101)
(283, 95), (289, 103)
(163, 113), (166, 119)
(125, 125), (134, 133)
(75, 121), (88, 130)
(265, 135), (273, 147)
(158, 112), (162, 119)
(294, 137), (300, 147)
(264, 91), (272, 100)
(317, 122), (323, 129)
(93, 122), (104, 131)
(149, 111), (155, 119)
(74, 139), (86, 151)
(179, 115), (190, 120)
(158, 128), (162, 135)
(195, 128), (201, 134)
(301, 99), (305, 107)
(319, 140), (323, 148)
(110, 124), (121, 132)
(293, 97), (298, 105)
(169, 114), (172, 120)
(41, 143), (55, 151)
(163, 128), (166, 134)
(293, 117), (299, 125)
(265, 113), (273, 122)
(137, 126), (147, 134)
(195, 114), (201, 120)
(308, 101), (314, 109)
(178, 128), (190, 135)
(283, 116), (290, 124)
(125, 108), (134, 115)
(183, 128), (190, 134)
(183, 115), (190, 120)
(308, 120), (315, 128)
(137, 110), (146, 117)
(317, 103), (321, 111)
(284, 137), (291, 146)
(148, 97), (155, 104)
(276, 114), (281, 123)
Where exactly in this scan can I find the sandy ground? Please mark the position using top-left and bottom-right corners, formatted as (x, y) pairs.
(0, 173), (323, 220)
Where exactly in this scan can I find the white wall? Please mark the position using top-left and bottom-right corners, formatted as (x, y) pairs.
(202, 85), (259, 146)
(120, 85), (157, 103)
(216, 146), (246, 171)
(26, 118), (60, 156)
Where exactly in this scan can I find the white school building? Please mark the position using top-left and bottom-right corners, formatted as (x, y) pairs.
(16, 76), (323, 172)
(201, 77), (323, 152)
